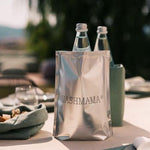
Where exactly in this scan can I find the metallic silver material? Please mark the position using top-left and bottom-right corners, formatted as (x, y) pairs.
(53, 51), (112, 140)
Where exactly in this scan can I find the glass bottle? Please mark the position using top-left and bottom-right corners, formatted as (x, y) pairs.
(94, 26), (114, 66)
(72, 23), (91, 51)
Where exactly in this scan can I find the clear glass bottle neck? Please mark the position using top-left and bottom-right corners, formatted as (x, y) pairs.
(97, 33), (107, 39)
(75, 31), (88, 37)
(72, 31), (91, 51)
(94, 33), (109, 51)
(94, 32), (114, 65)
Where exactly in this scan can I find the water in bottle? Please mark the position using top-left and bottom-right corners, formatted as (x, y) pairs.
(94, 26), (114, 66)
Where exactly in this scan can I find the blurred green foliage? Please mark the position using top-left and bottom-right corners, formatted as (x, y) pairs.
(27, 0), (150, 79)
(27, 20), (53, 60)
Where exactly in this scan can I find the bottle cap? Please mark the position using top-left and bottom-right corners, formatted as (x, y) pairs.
(97, 26), (108, 34)
(76, 23), (88, 32)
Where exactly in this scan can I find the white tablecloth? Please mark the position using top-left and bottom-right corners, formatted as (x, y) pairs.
(0, 97), (150, 150)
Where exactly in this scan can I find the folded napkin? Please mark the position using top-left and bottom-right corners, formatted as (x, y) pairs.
(107, 144), (135, 150)
(0, 103), (48, 140)
(133, 136), (150, 150)
(125, 76), (150, 98)
(107, 136), (150, 150)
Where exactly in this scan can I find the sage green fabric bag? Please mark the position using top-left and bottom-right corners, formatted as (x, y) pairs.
(0, 103), (48, 139)
(110, 64), (125, 126)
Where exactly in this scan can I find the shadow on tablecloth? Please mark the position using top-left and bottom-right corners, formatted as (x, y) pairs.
(0, 130), (52, 146)
(59, 121), (150, 150)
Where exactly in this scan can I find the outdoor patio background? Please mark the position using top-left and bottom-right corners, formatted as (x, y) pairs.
(1, 0), (150, 83)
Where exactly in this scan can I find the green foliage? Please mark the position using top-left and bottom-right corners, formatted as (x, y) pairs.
(26, 19), (55, 61)
(27, 0), (150, 78)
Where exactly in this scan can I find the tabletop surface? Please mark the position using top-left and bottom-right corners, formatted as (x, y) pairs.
(0, 97), (150, 150)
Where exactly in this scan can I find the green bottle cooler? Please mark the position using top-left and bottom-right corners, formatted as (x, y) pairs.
(110, 64), (125, 126)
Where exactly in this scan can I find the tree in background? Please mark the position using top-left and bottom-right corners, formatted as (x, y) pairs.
(27, 0), (150, 79)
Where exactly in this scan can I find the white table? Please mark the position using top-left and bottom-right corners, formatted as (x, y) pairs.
(0, 97), (150, 150)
